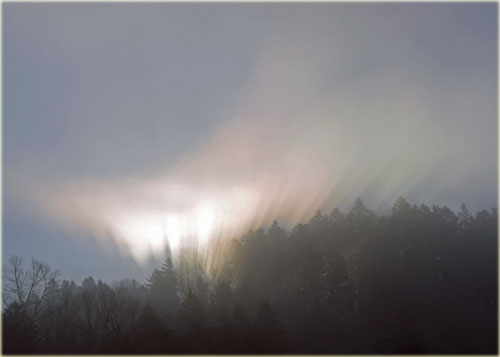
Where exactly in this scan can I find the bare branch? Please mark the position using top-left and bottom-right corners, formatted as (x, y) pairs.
(3, 256), (60, 314)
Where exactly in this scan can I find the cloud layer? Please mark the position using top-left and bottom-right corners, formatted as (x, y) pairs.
(4, 3), (497, 277)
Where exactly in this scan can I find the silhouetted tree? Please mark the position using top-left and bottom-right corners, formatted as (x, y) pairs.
(177, 288), (207, 333)
(147, 257), (180, 321)
(2, 198), (497, 354)
(251, 301), (288, 353)
(126, 303), (171, 353)
(3, 256), (60, 315)
(3, 301), (40, 354)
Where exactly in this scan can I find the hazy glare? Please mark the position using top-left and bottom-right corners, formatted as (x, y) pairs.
(3, 3), (497, 281)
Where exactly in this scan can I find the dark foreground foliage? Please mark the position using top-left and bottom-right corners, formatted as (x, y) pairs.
(2, 198), (497, 354)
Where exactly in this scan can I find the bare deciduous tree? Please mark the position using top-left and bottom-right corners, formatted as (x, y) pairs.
(3, 256), (60, 314)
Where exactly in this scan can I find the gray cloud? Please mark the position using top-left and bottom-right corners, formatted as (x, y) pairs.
(3, 3), (497, 281)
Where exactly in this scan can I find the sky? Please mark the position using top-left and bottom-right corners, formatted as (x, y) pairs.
(3, 3), (498, 283)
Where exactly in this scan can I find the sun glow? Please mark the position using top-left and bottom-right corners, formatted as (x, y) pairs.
(42, 169), (330, 273)
(197, 201), (216, 247)
(147, 223), (164, 251)
(166, 214), (181, 253)
(37, 36), (431, 272)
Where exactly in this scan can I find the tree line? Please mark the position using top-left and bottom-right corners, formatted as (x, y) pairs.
(2, 197), (497, 354)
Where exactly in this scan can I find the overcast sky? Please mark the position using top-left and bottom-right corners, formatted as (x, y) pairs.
(3, 3), (497, 283)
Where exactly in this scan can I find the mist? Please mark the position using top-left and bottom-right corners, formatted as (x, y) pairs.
(3, 3), (497, 277)
(3, 4), (497, 355)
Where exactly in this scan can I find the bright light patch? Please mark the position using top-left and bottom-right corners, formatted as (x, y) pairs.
(148, 223), (164, 251)
(166, 214), (181, 252)
(197, 201), (216, 246)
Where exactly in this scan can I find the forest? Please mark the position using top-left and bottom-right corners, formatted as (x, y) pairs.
(2, 197), (497, 354)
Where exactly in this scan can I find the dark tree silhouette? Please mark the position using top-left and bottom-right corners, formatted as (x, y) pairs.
(177, 288), (207, 333)
(2, 198), (497, 354)
(3, 301), (40, 354)
(251, 301), (288, 353)
(147, 257), (180, 321)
